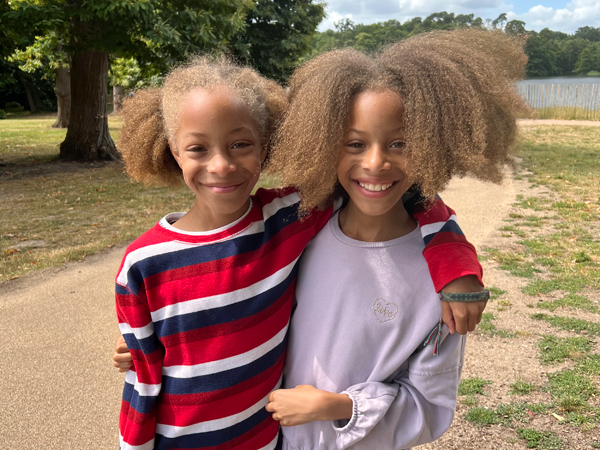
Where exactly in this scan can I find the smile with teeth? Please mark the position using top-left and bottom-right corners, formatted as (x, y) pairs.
(357, 181), (394, 192)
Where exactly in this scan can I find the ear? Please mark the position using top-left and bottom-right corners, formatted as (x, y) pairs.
(259, 143), (268, 164)
(169, 139), (183, 168)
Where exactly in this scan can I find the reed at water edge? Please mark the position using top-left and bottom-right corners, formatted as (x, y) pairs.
(517, 83), (600, 121)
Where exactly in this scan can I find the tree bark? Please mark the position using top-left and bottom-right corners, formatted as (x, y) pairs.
(112, 84), (125, 113)
(20, 74), (37, 113)
(52, 66), (70, 128)
(59, 49), (119, 161)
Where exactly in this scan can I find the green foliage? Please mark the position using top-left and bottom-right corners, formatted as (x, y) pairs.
(575, 42), (600, 74)
(232, 0), (325, 82)
(0, 108), (5, 119)
(516, 428), (563, 449)
(9, 32), (68, 80)
(4, 101), (24, 112)
(458, 377), (492, 396)
(109, 57), (143, 89)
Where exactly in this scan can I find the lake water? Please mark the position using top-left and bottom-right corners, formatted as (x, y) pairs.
(517, 76), (600, 86)
(516, 76), (600, 111)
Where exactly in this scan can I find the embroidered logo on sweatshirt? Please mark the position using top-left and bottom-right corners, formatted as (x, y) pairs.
(372, 298), (398, 323)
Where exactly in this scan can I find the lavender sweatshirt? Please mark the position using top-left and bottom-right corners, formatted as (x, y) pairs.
(281, 212), (466, 450)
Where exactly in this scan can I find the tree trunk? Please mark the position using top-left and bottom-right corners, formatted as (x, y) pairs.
(52, 66), (70, 128)
(20, 75), (37, 113)
(112, 84), (125, 113)
(59, 49), (119, 161)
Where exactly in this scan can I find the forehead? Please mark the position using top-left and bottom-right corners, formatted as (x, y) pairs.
(180, 86), (251, 118)
(350, 90), (404, 121)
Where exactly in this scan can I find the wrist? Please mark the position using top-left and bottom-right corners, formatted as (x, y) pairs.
(317, 391), (353, 422)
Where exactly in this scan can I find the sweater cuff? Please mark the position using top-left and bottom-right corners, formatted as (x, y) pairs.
(332, 390), (359, 432)
(423, 243), (483, 293)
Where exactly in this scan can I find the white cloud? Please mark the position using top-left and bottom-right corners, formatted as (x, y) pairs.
(398, 0), (505, 15)
(319, 0), (600, 33)
(517, 0), (600, 32)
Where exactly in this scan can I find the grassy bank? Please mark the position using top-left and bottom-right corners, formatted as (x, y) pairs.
(436, 125), (600, 450)
(0, 115), (277, 283)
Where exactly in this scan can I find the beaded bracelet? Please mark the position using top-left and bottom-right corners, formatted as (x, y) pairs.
(439, 289), (490, 302)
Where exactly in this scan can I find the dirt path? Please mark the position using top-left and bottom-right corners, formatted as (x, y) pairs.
(5, 115), (598, 449)
(0, 171), (518, 449)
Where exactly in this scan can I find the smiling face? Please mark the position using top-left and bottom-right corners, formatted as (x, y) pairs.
(337, 89), (414, 225)
(170, 86), (265, 230)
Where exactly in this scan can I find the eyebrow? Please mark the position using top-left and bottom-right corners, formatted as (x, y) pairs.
(184, 126), (254, 138)
(346, 126), (405, 134)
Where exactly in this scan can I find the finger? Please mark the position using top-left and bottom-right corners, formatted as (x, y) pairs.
(265, 402), (274, 413)
(454, 312), (468, 335)
(113, 352), (133, 363)
(441, 302), (456, 334)
(271, 412), (280, 422)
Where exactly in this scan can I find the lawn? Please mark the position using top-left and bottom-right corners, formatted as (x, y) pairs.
(0, 114), (277, 282)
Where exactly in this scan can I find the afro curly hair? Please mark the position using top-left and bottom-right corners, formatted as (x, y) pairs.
(118, 55), (287, 186)
(267, 29), (531, 212)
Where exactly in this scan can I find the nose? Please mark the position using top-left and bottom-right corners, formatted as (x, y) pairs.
(361, 145), (391, 173)
(207, 151), (237, 177)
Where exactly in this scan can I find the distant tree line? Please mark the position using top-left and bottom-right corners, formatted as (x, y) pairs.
(306, 13), (600, 79)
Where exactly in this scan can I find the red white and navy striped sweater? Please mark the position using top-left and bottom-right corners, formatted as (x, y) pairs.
(116, 188), (482, 450)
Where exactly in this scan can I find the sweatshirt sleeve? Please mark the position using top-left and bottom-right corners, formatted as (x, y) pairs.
(332, 327), (466, 450)
(406, 193), (483, 292)
(116, 275), (164, 450)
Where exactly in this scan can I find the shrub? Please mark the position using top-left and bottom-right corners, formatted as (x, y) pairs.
(4, 101), (24, 112)
(0, 109), (6, 119)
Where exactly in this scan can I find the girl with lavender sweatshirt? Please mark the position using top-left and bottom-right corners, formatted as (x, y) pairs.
(264, 30), (528, 449)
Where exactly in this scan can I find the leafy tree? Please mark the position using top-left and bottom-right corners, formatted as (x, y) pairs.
(4, 0), (253, 161)
(492, 13), (507, 30)
(575, 26), (600, 42)
(557, 38), (590, 75)
(232, 0), (325, 82)
(505, 20), (526, 36)
(525, 33), (558, 78)
(575, 43), (600, 74)
(10, 32), (70, 127)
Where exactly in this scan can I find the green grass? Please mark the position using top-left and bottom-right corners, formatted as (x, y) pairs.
(488, 286), (507, 298)
(537, 334), (591, 365)
(478, 313), (515, 338)
(537, 294), (599, 313)
(576, 354), (600, 375)
(458, 377), (492, 396)
(0, 115), (281, 282)
(516, 428), (563, 449)
(509, 379), (536, 396)
(532, 313), (600, 337)
(465, 402), (551, 427)
(547, 369), (597, 402)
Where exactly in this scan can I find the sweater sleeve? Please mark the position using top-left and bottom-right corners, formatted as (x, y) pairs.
(116, 276), (164, 450)
(406, 194), (483, 292)
(332, 327), (466, 450)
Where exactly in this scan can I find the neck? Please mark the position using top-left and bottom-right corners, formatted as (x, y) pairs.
(338, 201), (416, 242)
(173, 198), (251, 232)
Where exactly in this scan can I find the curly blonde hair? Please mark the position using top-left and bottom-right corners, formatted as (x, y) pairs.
(118, 55), (287, 186)
(267, 29), (531, 212)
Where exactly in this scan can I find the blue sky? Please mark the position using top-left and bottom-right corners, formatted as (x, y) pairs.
(318, 0), (600, 34)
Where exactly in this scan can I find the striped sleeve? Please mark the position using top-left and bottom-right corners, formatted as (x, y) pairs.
(116, 268), (164, 450)
(408, 195), (483, 292)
